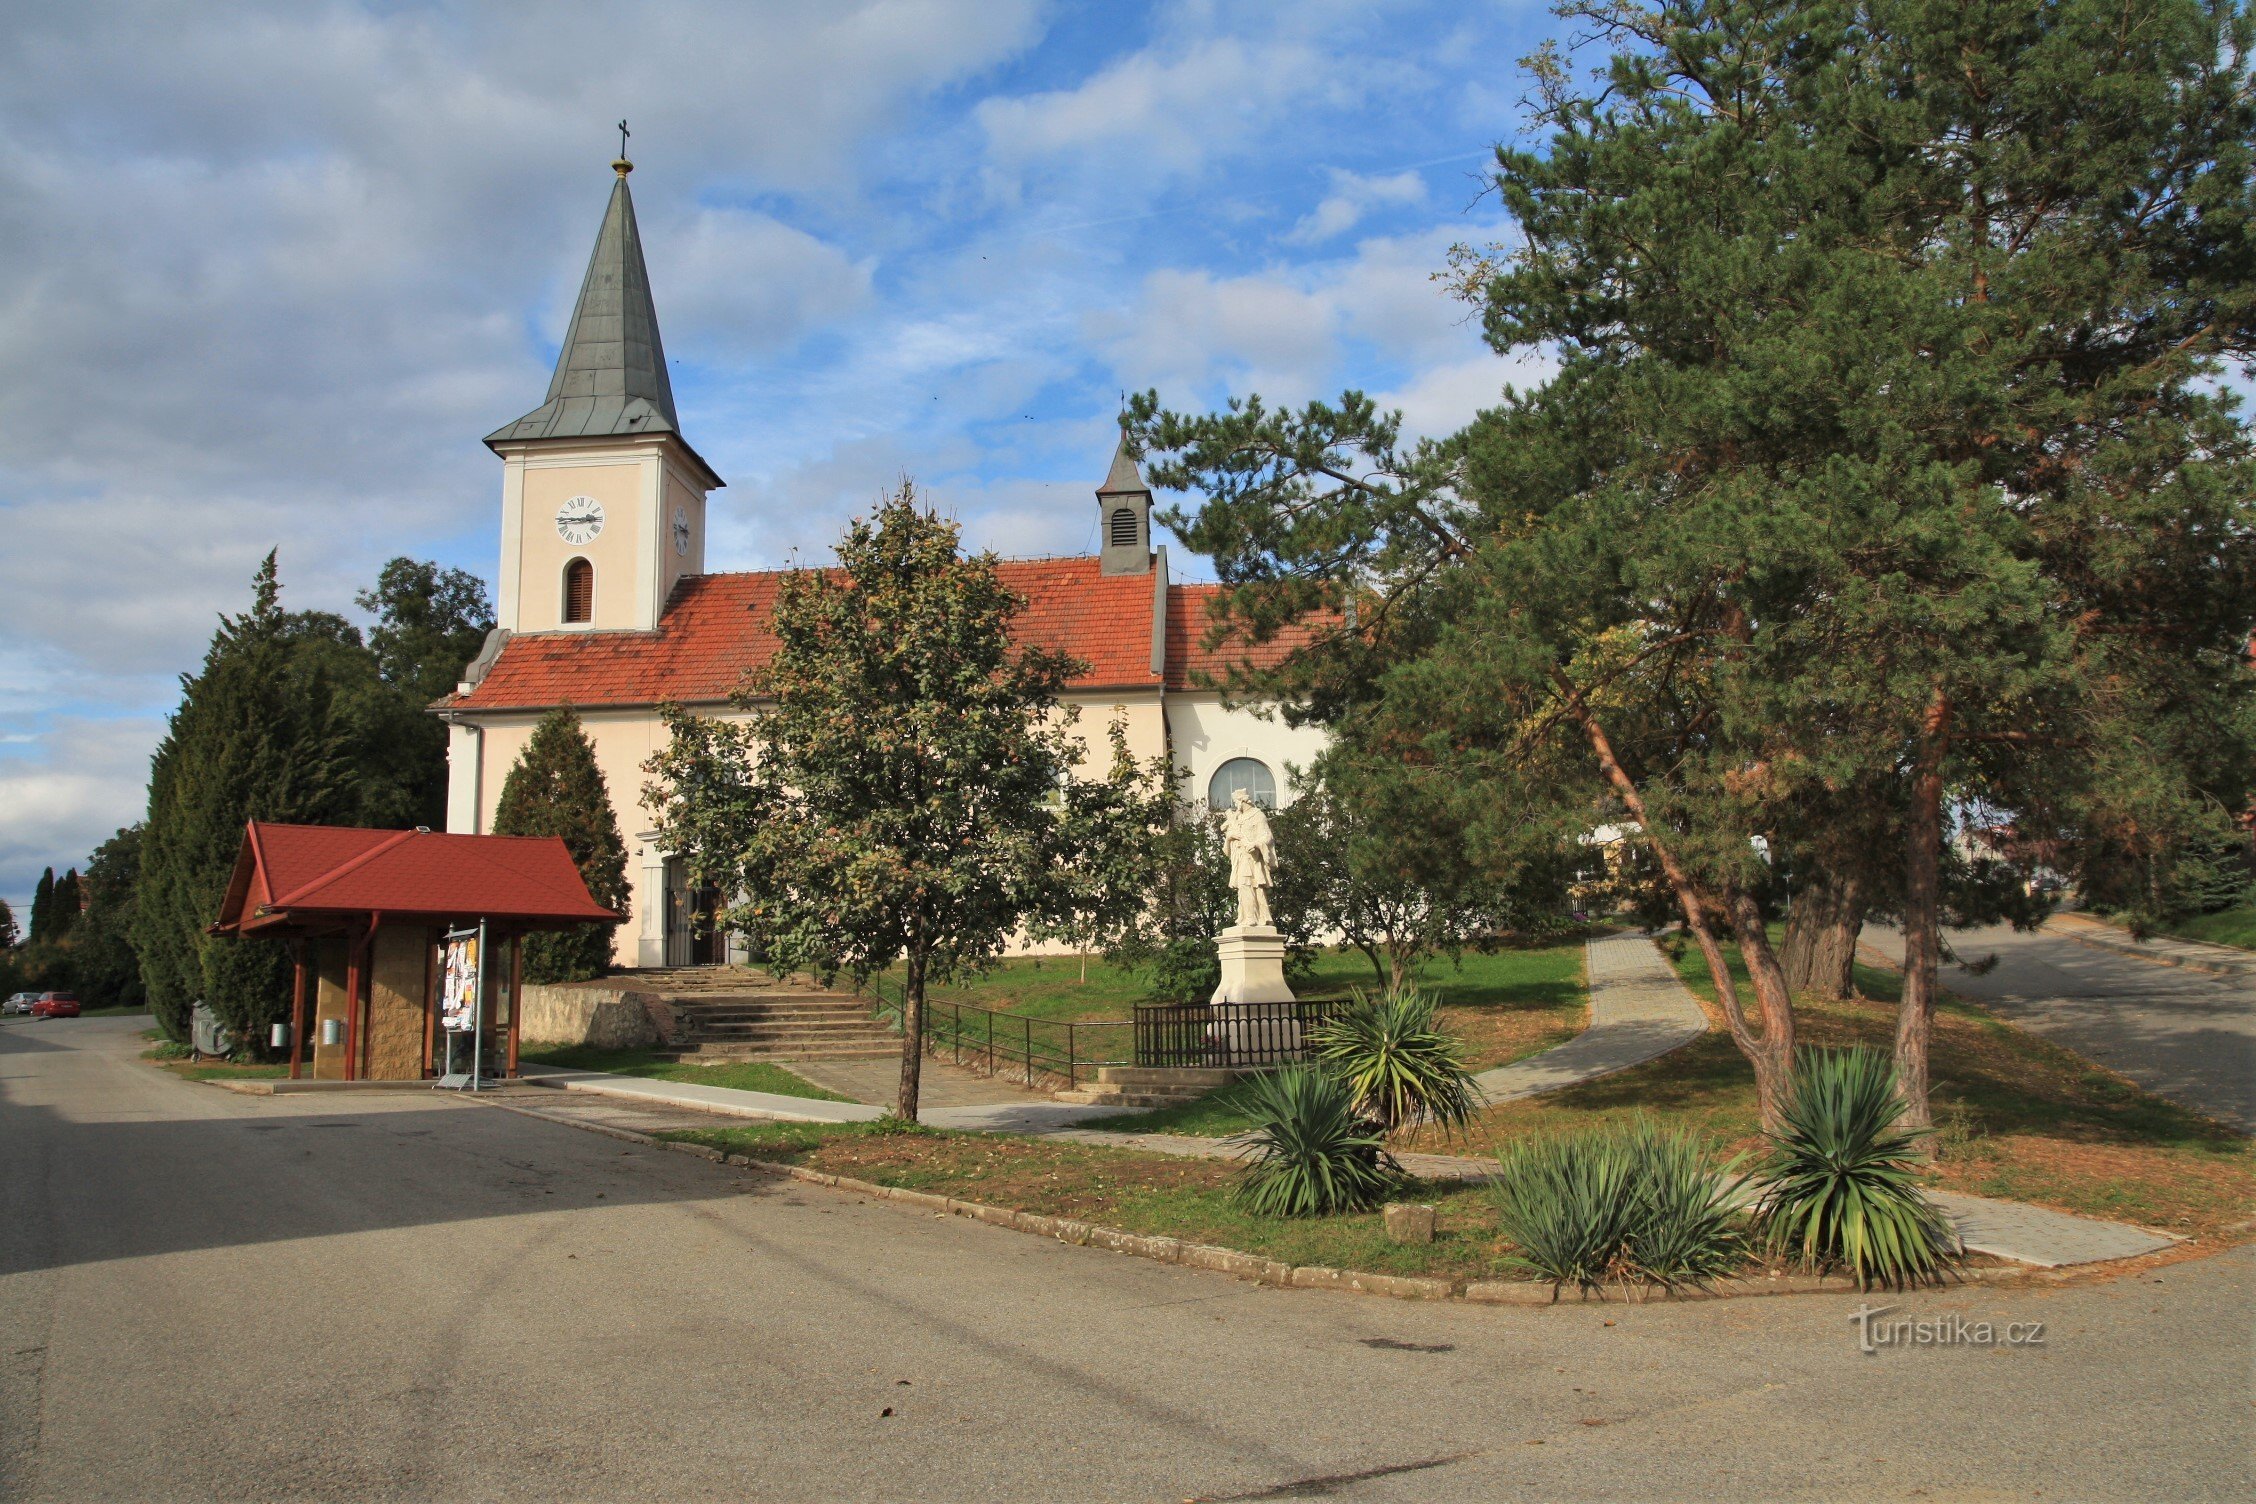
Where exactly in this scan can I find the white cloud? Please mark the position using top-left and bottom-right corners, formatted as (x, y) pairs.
(1284, 167), (1428, 245)
(0, 715), (166, 904)
(652, 208), (874, 365)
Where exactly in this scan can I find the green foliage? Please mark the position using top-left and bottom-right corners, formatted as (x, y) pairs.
(1131, 0), (2256, 1124)
(491, 706), (629, 983)
(28, 869), (53, 944)
(1231, 1065), (1402, 1218)
(1305, 984), (1481, 1138)
(353, 558), (495, 829)
(1753, 1048), (1960, 1288)
(134, 553), (354, 1045)
(644, 486), (1170, 1118)
(1491, 1117), (1745, 1290)
(1274, 757), (1575, 990)
(0, 898), (16, 949)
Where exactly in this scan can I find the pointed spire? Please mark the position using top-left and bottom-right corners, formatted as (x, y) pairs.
(1096, 431), (1148, 496)
(488, 161), (680, 447)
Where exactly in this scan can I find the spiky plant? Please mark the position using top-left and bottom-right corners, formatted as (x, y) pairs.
(1492, 1115), (1744, 1290)
(1232, 1065), (1402, 1217)
(1306, 985), (1482, 1137)
(1753, 1047), (1960, 1289)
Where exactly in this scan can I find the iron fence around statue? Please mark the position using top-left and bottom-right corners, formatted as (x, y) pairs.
(1132, 999), (1346, 1069)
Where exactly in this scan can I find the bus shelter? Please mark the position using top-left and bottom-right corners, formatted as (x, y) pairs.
(209, 822), (620, 1082)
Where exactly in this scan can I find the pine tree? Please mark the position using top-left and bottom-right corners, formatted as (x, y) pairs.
(1134, 0), (2255, 1127)
(28, 868), (54, 944)
(490, 706), (628, 983)
(135, 553), (352, 1045)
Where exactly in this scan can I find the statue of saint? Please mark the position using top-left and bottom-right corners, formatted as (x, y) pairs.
(1220, 787), (1277, 928)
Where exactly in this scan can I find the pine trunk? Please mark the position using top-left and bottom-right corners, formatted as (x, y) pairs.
(896, 951), (927, 1122)
(1894, 691), (1951, 1132)
(1782, 864), (1867, 1001)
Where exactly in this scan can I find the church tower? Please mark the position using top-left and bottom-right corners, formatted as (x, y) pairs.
(485, 153), (723, 635)
(1096, 433), (1153, 576)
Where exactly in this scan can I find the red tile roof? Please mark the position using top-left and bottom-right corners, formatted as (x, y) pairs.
(1163, 584), (1331, 691)
(212, 822), (619, 932)
(453, 557), (1165, 712)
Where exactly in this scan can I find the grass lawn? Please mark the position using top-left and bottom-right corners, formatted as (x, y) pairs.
(2148, 904), (2256, 952)
(140, 1039), (287, 1082)
(898, 940), (1586, 1058)
(517, 1043), (851, 1102)
(1392, 934), (2254, 1242)
(657, 1118), (1519, 1281)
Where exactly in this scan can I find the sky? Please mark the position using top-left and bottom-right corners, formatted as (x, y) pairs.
(0, 0), (1571, 909)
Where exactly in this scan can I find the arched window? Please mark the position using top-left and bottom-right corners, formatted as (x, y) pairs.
(1208, 757), (1276, 812)
(1108, 507), (1140, 547)
(562, 558), (593, 623)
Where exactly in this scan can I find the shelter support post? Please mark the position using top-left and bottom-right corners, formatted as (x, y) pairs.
(507, 935), (522, 1078)
(288, 943), (307, 1080)
(421, 931), (439, 1079)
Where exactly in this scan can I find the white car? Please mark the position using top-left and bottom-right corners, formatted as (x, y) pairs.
(2, 992), (35, 1016)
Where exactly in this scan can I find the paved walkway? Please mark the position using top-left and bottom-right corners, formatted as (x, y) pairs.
(2048, 911), (2256, 980)
(1865, 919), (2256, 1131)
(1472, 931), (1709, 1104)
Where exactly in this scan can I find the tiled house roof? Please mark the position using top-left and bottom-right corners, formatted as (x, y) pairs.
(451, 557), (1169, 712)
(212, 822), (619, 932)
(1163, 584), (1330, 692)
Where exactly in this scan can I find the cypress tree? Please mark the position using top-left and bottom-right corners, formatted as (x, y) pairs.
(0, 898), (16, 950)
(490, 706), (628, 983)
(50, 869), (81, 940)
(135, 553), (352, 1045)
(28, 868), (53, 944)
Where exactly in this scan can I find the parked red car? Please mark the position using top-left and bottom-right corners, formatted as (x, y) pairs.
(29, 992), (81, 1019)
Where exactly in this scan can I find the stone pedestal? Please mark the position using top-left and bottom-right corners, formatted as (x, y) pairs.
(1210, 925), (1296, 1006)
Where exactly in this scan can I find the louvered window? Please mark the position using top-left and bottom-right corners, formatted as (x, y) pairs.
(562, 559), (593, 623)
(1109, 507), (1139, 547)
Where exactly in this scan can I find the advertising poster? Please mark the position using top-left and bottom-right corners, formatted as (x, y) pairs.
(442, 931), (480, 1033)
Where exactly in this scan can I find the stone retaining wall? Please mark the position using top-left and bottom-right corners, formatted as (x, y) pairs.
(518, 982), (662, 1050)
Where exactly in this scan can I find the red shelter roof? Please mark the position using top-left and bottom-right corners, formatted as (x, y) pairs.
(211, 822), (620, 935)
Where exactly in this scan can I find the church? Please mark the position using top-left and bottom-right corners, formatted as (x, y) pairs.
(438, 156), (1326, 967)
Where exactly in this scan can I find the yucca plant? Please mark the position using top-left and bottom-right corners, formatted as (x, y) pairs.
(1622, 1121), (1746, 1287)
(1232, 1065), (1402, 1217)
(1306, 985), (1482, 1138)
(1492, 1116), (1744, 1290)
(1752, 1047), (1960, 1289)
(1492, 1127), (1640, 1288)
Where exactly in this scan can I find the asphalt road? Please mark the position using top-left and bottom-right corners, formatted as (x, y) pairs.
(4, 1016), (2251, 1503)
(1866, 920), (2256, 1131)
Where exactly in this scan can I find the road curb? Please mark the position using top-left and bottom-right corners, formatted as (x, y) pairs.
(2048, 921), (2249, 979)
(474, 1095), (2052, 1310)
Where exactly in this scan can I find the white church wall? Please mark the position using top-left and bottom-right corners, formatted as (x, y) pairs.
(1164, 693), (1330, 812)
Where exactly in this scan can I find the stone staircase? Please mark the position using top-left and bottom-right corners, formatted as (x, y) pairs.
(1052, 1066), (1241, 1109)
(624, 968), (902, 1062)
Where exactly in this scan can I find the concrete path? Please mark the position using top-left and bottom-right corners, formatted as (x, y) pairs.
(1471, 930), (1709, 1105)
(1866, 919), (2256, 1131)
(13, 1016), (2249, 1503)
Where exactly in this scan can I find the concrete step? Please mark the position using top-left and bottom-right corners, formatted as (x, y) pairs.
(1093, 1066), (1240, 1090)
(687, 1021), (898, 1040)
(661, 1042), (901, 1062)
(1052, 1088), (1212, 1109)
(680, 1008), (878, 1025)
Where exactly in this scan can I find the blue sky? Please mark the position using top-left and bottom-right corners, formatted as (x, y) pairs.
(0, 0), (1569, 907)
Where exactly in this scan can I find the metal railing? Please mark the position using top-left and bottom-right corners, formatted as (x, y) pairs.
(1132, 999), (1347, 1069)
(864, 974), (1128, 1090)
(865, 974), (1345, 1085)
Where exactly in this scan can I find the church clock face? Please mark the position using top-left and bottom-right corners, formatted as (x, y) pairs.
(672, 505), (691, 557)
(555, 496), (604, 545)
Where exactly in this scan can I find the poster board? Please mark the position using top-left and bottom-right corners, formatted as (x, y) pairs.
(436, 921), (487, 1090)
